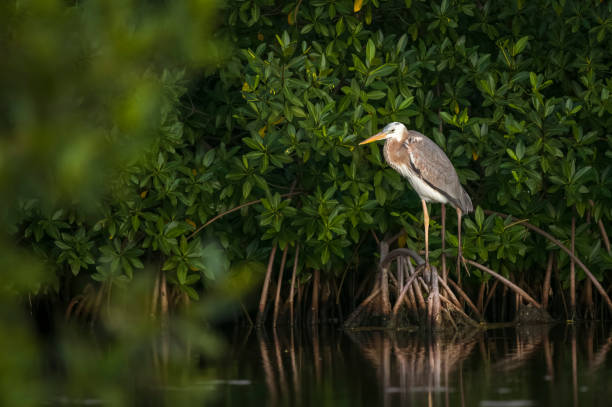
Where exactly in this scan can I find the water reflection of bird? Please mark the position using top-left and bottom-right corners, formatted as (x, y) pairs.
(360, 122), (473, 270)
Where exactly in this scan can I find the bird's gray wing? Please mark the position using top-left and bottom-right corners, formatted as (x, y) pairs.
(404, 137), (467, 210)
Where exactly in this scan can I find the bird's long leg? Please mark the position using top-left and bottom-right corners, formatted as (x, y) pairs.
(422, 199), (430, 267)
(441, 203), (446, 282)
(456, 207), (463, 286)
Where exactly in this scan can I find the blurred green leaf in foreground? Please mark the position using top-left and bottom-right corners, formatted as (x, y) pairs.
(0, 0), (223, 290)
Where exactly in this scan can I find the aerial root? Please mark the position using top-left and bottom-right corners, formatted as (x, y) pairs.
(345, 248), (479, 330)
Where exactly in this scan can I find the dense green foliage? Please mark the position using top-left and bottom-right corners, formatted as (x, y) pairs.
(3, 0), (612, 318)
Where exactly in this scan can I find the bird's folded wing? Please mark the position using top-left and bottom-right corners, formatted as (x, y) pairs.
(405, 139), (463, 202)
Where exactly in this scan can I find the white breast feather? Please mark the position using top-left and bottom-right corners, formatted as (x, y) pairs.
(397, 164), (449, 204)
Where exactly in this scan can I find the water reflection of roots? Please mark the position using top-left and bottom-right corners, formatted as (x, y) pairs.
(348, 330), (478, 406)
(253, 324), (612, 407)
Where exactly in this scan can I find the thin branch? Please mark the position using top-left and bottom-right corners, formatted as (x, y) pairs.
(446, 277), (482, 319)
(485, 210), (612, 314)
(187, 192), (301, 240)
(465, 259), (541, 308)
(370, 230), (381, 246)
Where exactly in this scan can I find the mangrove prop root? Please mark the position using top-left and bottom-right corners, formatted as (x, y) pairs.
(92, 282), (106, 324)
(240, 302), (254, 327)
(380, 241), (392, 316)
(439, 278), (462, 310)
(413, 271), (427, 311)
(418, 276), (430, 296)
(584, 279), (594, 320)
(397, 256), (404, 298)
(151, 270), (161, 319)
(465, 259), (541, 308)
(273, 246), (289, 327)
(542, 253), (553, 309)
(257, 244), (278, 327)
(485, 210), (612, 314)
(429, 269), (441, 330)
(483, 279), (500, 316)
(554, 261), (569, 319)
(570, 216), (576, 318)
(344, 287), (382, 327)
(311, 269), (320, 325)
(405, 284), (419, 319)
(441, 306), (458, 331)
(73, 287), (95, 320)
(351, 249), (485, 329)
(392, 269), (423, 316)
(289, 244), (300, 327)
(590, 200), (611, 253)
(439, 295), (479, 328)
(477, 282), (486, 315)
(446, 278), (482, 319)
(65, 295), (84, 321)
(160, 272), (169, 331)
(380, 248), (425, 270)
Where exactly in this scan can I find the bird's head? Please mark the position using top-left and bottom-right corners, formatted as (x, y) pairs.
(359, 122), (407, 145)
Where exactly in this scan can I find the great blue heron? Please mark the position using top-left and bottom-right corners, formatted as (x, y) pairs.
(360, 122), (473, 271)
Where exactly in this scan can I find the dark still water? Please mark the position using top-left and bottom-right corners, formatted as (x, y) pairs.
(35, 323), (612, 406)
(208, 325), (612, 407)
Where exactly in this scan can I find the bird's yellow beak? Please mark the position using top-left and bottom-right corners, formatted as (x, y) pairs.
(359, 131), (388, 145)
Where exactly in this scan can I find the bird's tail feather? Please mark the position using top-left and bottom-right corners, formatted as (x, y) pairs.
(459, 188), (473, 214)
